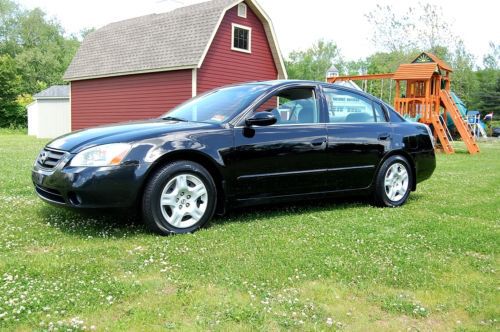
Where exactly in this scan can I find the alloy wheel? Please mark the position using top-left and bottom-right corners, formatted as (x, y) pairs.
(159, 173), (208, 228)
(384, 162), (409, 202)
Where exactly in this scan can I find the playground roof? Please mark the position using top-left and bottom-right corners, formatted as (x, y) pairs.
(412, 52), (453, 72)
(393, 63), (438, 80)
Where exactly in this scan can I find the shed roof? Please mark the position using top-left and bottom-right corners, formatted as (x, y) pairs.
(33, 85), (70, 99)
(327, 65), (339, 73)
(63, 0), (286, 81)
(392, 63), (440, 80)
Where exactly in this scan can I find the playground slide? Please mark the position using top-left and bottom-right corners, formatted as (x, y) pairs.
(476, 120), (488, 137)
(450, 92), (467, 117)
(478, 123), (487, 137)
(448, 92), (487, 138)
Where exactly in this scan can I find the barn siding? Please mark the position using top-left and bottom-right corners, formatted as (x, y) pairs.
(197, 2), (278, 94)
(71, 2), (279, 131)
(71, 70), (192, 130)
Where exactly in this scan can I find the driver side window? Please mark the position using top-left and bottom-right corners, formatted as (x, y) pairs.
(253, 87), (320, 124)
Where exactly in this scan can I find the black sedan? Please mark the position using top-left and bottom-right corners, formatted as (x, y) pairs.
(32, 80), (436, 235)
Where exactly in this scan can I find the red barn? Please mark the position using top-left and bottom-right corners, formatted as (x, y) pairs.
(63, 0), (286, 131)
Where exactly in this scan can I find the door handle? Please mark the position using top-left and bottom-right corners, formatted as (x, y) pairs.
(311, 138), (326, 146)
(378, 133), (391, 141)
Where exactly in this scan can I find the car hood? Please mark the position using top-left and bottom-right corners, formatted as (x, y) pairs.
(47, 119), (219, 153)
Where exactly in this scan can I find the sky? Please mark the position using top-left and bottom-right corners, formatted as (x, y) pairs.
(17, 0), (500, 64)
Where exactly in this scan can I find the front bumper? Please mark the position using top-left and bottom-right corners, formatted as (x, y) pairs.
(32, 156), (151, 208)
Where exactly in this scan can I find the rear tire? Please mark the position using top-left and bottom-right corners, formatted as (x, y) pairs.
(373, 155), (412, 207)
(142, 161), (217, 235)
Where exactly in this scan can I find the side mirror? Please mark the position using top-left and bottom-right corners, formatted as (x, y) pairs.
(245, 112), (277, 127)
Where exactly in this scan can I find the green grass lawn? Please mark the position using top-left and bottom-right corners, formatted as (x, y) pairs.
(0, 131), (498, 331)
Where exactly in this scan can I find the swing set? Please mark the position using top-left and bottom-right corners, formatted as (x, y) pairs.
(327, 52), (479, 154)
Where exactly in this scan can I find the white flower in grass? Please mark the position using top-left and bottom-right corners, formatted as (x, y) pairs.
(106, 295), (114, 304)
(326, 317), (334, 327)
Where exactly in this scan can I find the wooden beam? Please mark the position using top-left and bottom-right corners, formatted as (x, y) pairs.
(327, 73), (394, 83)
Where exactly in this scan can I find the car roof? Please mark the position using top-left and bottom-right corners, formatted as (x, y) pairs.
(248, 80), (373, 96)
(228, 80), (389, 107)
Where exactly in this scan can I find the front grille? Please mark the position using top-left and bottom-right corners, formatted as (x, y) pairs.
(37, 148), (66, 169)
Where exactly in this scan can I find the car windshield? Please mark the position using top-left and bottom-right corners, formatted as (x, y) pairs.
(162, 84), (270, 124)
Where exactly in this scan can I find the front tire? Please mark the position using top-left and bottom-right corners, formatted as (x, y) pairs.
(373, 155), (412, 207)
(142, 161), (217, 235)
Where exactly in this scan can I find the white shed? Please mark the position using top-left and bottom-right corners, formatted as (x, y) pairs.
(27, 85), (70, 138)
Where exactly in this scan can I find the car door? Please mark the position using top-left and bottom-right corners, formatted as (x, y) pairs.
(322, 86), (393, 191)
(224, 84), (329, 200)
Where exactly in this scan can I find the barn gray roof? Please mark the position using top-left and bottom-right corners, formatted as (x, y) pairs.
(34, 85), (70, 99)
(63, 0), (286, 81)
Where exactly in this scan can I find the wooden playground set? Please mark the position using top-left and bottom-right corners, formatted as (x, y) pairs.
(328, 52), (480, 154)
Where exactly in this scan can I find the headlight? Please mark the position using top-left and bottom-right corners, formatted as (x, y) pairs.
(70, 143), (131, 167)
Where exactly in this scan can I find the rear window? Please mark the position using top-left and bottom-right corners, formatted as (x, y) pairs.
(385, 104), (405, 123)
(323, 88), (388, 123)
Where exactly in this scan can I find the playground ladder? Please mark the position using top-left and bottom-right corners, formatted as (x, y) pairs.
(439, 115), (454, 141)
(439, 90), (480, 154)
(430, 114), (454, 154)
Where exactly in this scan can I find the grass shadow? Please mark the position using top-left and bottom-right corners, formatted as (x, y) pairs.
(213, 194), (373, 226)
(407, 192), (424, 202)
(37, 204), (148, 238)
(38, 194), (376, 237)
(453, 149), (472, 155)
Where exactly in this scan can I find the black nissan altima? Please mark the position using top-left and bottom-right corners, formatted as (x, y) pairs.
(32, 80), (436, 235)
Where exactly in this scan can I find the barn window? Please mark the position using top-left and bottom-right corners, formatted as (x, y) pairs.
(237, 3), (247, 18)
(232, 24), (251, 53)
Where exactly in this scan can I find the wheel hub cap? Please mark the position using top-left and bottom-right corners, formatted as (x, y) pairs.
(384, 163), (409, 202)
(159, 173), (208, 228)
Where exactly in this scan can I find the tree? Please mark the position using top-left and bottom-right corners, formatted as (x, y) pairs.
(365, 3), (456, 55)
(365, 5), (416, 53)
(471, 71), (500, 114)
(483, 42), (499, 70)
(450, 41), (477, 105)
(12, 7), (80, 94)
(364, 51), (416, 103)
(470, 43), (500, 115)
(285, 40), (342, 81)
(0, 54), (23, 127)
(0, 0), (84, 127)
(341, 59), (367, 76)
(416, 4), (454, 54)
(0, 0), (21, 56)
(79, 27), (96, 39)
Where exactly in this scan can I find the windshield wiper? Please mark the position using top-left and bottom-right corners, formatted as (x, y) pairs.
(162, 116), (188, 122)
